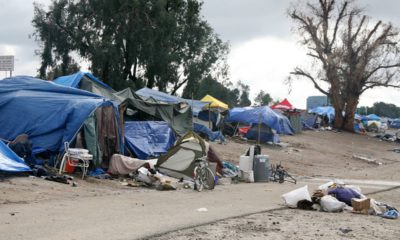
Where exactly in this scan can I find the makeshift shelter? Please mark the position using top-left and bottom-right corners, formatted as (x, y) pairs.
(271, 99), (294, 111)
(124, 121), (176, 160)
(363, 114), (381, 121)
(0, 140), (31, 173)
(226, 106), (294, 135)
(55, 74), (192, 158)
(200, 95), (229, 111)
(119, 97), (192, 136)
(136, 87), (210, 116)
(0, 76), (123, 167)
(54, 72), (143, 103)
(309, 106), (335, 123)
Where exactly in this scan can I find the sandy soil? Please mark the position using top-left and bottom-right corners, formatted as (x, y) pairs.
(149, 188), (400, 240)
(1, 131), (399, 239)
(212, 130), (400, 181)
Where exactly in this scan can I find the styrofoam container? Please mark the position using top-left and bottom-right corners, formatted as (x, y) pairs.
(281, 185), (311, 208)
(239, 155), (253, 172)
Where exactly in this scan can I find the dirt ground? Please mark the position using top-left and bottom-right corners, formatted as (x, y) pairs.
(212, 130), (400, 181)
(1, 130), (399, 239)
(151, 197), (400, 240)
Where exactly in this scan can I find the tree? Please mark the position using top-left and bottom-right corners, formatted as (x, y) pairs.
(288, 0), (400, 131)
(183, 75), (238, 107)
(237, 81), (251, 107)
(254, 90), (272, 106)
(358, 102), (400, 118)
(32, 0), (229, 92)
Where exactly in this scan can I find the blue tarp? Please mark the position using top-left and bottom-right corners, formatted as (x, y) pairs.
(53, 71), (113, 90)
(124, 121), (176, 159)
(225, 106), (294, 135)
(136, 87), (210, 115)
(245, 124), (280, 143)
(0, 76), (117, 154)
(309, 106), (335, 122)
(365, 114), (381, 121)
(0, 140), (31, 172)
(193, 123), (225, 142)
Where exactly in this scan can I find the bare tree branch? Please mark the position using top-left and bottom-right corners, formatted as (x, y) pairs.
(290, 67), (329, 95)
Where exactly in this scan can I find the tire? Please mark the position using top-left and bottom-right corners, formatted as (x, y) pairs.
(203, 167), (215, 190)
(193, 166), (204, 192)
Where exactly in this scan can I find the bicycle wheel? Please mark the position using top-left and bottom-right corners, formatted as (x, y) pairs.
(193, 166), (204, 192)
(202, 167), (215, 190)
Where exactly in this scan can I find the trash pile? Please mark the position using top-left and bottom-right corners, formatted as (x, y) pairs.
(282, 180), (398, 219)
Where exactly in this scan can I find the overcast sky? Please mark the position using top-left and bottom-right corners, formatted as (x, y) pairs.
(1, 0), (400, 108)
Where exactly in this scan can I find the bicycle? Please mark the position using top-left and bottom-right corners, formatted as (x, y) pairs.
(270, 162), (296, 184)
(193, 156), (215, 192)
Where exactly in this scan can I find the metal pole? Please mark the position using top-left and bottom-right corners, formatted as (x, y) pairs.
(257, 113), (261, 144)
(208, 103), (211, 129)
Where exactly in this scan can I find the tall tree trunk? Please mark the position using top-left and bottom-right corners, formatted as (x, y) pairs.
(343, 94), (359, 132)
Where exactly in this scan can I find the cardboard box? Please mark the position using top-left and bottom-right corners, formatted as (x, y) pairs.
(352, 198), (370, 214)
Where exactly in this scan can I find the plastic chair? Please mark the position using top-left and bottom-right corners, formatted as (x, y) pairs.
(59, 142), (93, 179)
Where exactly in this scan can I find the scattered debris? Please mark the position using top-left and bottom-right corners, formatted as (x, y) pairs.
(339, 227), (352, 234)
(352, 154), (382, 165)
(196, 208), (208, 212)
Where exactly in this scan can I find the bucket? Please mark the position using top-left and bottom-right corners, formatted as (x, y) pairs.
(64, 158), (77, 173)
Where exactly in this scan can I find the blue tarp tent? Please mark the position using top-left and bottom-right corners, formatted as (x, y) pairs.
(225, 106), (294, 135)
(124, 121), (176, 159)
(365, 114), (381, 121)
(0, 141), (31, 172)
(53, 71), (113, 90)
(0, 76), (119, 154)
(309, 106), (335, 122)
(246, 124), (280, 143)
(136, 87), (210, 115)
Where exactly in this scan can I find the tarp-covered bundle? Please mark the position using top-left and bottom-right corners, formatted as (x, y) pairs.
(0, 76), (121, 155)
(309, 106), (335, 122)
(226, 106), (294, 135)
(0, 141), (31, 172)
(124, 121), (176, 160)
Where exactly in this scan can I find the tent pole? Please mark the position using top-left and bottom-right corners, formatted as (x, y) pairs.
(257, 113), (261, 144)
(208, 103), (211, 129)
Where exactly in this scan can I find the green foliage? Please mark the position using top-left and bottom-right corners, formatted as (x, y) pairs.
(254, 90), (272, 106)
(182, 76), (252, 107)
(237, 81), (251, 107)
(32, 0), (229, 92)
(358, 102), (400, 118)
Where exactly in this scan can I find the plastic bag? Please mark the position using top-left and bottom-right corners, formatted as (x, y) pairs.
(282, 185), (311, 208)
(320, 195), (346, 212)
